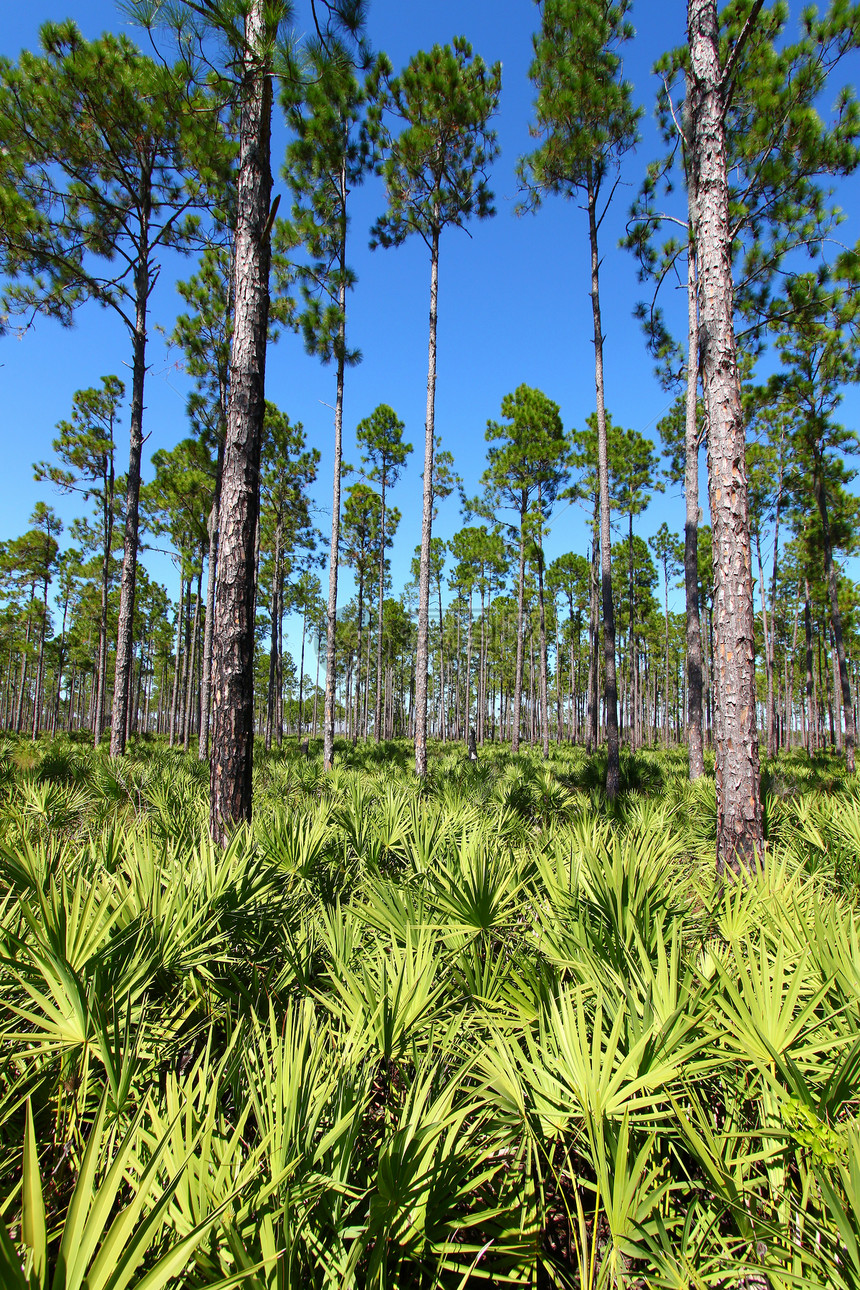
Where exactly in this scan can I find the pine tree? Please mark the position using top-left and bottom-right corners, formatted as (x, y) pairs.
(281, 43), (376, 771)
(769, 268), (860, 772)
(480, 385), (568, 756)
(368, 37), (501, 776)
(0, 23), (223, 758)
(686, 0), (768, 872)
(34, 378), (123, 747)
(518, 0), (640, 797)
(356, 404), (411, 742)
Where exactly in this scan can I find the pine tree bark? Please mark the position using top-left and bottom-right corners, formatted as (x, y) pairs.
(414, 222), (439, 777)
(689, 0), (764, 873)
(210, 0), (273, 844)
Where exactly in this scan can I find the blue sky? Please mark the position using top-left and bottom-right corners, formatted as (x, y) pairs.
(2, 0), (859, 662)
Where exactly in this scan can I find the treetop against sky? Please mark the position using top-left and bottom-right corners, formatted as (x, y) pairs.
(2, 0), (859, 647)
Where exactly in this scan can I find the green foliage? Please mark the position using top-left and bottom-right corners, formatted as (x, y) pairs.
(0, 736), (859, 1286)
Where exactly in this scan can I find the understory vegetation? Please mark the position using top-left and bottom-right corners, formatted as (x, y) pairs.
(1, 735), (859, 1287)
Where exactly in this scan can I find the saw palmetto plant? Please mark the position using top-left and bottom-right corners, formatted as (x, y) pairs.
(1, 734), (859, 1287)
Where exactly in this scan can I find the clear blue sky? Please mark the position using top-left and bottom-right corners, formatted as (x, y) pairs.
(2, 1), (859, 659)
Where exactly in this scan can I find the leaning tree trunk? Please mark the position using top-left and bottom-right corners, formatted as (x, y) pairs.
(689, 0), (764, 873)
(414, 220), (439, 777)
(210, 0), (273, 844)
(110, 244), (149, 758)
(587, 170), (620, 797)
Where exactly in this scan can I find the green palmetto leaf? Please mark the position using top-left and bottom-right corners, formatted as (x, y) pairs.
(22, 1101), (46, 1289)
(17, 867), (125, 972)
(36, 1086), (241, 1290)
(319, 926), (451, 1065)
(542, 986), (694, 1125)
(424, 829), (526, 938)
(710, 932), (835, 1072)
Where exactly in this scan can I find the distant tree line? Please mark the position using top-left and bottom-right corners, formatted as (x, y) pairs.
(1, 0), (859, 872)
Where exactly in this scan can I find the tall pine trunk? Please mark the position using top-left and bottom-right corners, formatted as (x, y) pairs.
(324, 246), (347, 771)
(110, 244), (149, 758)
(689, 0), (763, 872)
(414, 222), (439, 777)
(511, 504), (527, 754)
(210, 0), (273, 844)
(588, 169), (619, 795)
(95, 486), (115, 748)
(374, 470), (386, 741)
(683, 96), (706, 781)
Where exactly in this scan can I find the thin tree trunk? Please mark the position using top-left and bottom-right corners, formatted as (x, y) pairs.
(266, 527), (281, 752)
(15, 589), (34, 734)
(512, 506), (527, 754)
(754, 529), (770, 754)
(298, 604), (307, 740)
(199, 436), (225, 761)
(353, 572), (364, 745)
(683, 99), (706, 781)
(813, 451), (855, 772)
(31, 577), (49, 741)
(374, 471), (386, 742)
(587, 171), (620, 797)
(805, 579), (814, 755)
(183, 569), (202, 751)
(110, 240), (149, 758)
(415, 221), (439, 778)
(169, 576), (185, 748)
(537, 533), (550, 760)
(324, 250), (348, 770)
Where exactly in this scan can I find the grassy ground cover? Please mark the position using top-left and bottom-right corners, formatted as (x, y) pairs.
(0, 734), (859, 1287)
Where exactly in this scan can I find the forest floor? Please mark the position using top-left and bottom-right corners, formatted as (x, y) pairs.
(0, 732), (858, 1288)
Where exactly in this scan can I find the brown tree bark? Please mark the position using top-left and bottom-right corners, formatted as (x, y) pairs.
(689, 0), (764, 873)
(210, 0), (273, 844)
